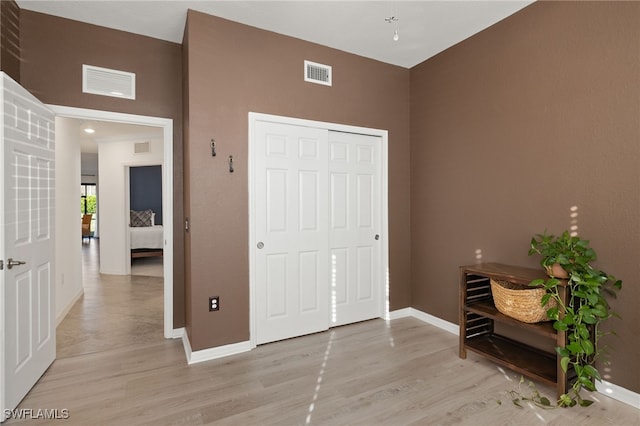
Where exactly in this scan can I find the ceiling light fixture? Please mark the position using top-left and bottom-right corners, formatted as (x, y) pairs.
(82, 122), (95, 134)
(385, 16), (399, 42)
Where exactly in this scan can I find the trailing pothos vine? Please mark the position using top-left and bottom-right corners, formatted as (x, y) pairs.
(528, 231), (622, 407)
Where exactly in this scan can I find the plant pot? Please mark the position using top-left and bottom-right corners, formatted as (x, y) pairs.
(545, 263), (569, 279)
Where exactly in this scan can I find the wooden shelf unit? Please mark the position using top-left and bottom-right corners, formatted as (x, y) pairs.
(459, 263), (569, 398)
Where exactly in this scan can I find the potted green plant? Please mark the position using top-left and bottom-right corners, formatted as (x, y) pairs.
(528, 231), (622, 407)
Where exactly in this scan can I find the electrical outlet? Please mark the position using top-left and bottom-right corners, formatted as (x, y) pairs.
(209, 296), (220, 312)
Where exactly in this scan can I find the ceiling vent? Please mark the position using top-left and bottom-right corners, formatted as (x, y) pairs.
(304, 60), (332, 86)
(83, 64), (136, 100)
(134, 141), (150, 154)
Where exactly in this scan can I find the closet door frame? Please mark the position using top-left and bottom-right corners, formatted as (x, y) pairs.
(248, 112), (389, 348)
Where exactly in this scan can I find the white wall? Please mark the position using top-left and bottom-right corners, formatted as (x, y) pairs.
(98, 138), (163, 274)
(55, 117), (83, 323)
(81, 152), (98, 184)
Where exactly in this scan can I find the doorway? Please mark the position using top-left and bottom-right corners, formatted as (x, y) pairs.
(50, 105), (175, 338)
(128, 164), (164, 277)
(80, 183), (97, 242)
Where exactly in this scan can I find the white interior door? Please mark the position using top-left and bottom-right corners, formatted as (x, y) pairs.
(328, 131), (382, 326)
(0, 73), (56, 419)
(254, 121), (329, 344)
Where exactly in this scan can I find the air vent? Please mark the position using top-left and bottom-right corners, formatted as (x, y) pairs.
(134, 141), (150, 154)
(304, 60), (332, 86)
(83, 64), (136, 100)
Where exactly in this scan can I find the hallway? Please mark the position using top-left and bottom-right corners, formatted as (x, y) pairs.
(56, 239), (164, 358)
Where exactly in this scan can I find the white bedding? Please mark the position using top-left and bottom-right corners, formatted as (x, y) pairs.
(130, 225), (164, 250)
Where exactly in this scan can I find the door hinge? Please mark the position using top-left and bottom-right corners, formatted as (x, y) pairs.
(0, 260), (3, 270)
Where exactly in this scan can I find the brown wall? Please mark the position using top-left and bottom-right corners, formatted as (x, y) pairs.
(183, 11), (411, 350)
(19, 11), (186, 327)
(0, 0), (20, 82)
(410, 1), (640, 393)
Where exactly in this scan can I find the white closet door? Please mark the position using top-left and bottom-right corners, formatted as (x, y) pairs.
(328, 131), (382, 326)
(254, 121), (329, 344)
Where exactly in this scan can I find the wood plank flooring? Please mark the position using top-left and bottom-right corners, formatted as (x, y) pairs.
(7, 241), (639, 425)
(56, 240), (164, 358)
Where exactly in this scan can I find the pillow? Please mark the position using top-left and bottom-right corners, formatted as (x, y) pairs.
(151, 212), (155, 226)
(130, 209), (153, 227)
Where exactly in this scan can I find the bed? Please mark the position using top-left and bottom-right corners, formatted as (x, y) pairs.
(130, 209), (164, 258)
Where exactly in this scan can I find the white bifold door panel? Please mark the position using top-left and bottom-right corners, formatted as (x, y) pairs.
(253, 119), (382, 345)
(0, 73), (56, 420)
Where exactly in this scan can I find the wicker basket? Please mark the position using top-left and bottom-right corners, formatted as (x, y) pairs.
(490, 279), (557, 323)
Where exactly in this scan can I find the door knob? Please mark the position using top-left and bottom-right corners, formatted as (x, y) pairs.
(7, 258), (26, 270)
(257, 242), (264, 249)
(375, 234), (380, 240)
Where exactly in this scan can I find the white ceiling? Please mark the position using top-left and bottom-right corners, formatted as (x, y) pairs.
(64, 118), (163, 153)
(16, 0), (533, 69)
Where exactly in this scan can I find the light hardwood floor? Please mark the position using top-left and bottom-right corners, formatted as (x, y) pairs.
(7, 242), (639, 425)
(56, 240), (164, 358)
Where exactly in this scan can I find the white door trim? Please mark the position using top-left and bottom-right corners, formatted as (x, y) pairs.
(48, 105), (175, 339)
(248, 112), (389, 349)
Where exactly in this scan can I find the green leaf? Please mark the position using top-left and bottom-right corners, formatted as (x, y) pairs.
(560, 356), (570, 373)
(553, 321), (568, 331)
(529, 278), (545, 287)
(539, 396), (551, 406)
(566, 342), (583, 355)
(578, 324), (590, 340)
(587, 293), (599, 305)
(580, 399), (595, 407)
(591, 306), (608, 318)
(583, 365), (601, 381)
(558, 393), (573, 407)
(544, 278), (560, 290)
(581, 339), (595, 356)
(576, 239), (590, 248)
(580, 377), (597, 392)
(574, 289), (587, 297)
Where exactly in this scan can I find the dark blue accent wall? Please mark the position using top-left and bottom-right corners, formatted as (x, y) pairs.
(130, 165), (162, 225)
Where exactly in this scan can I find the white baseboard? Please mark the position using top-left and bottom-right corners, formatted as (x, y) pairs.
(387, 307), (412, 320)
(171, 327), (185, 339)
(391, 307), (640, 409)
(598, 380), (640, 409)
(181, 332), (251, 365)
(56, 288), (84, 327)
(389, 307), (459, 336)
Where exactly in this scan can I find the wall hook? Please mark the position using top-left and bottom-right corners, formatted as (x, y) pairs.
(229, 155), (234, 173)
(210, 139), (216, 157)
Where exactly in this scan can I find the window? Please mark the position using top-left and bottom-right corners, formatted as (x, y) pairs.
(81, 183), (97, 233)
